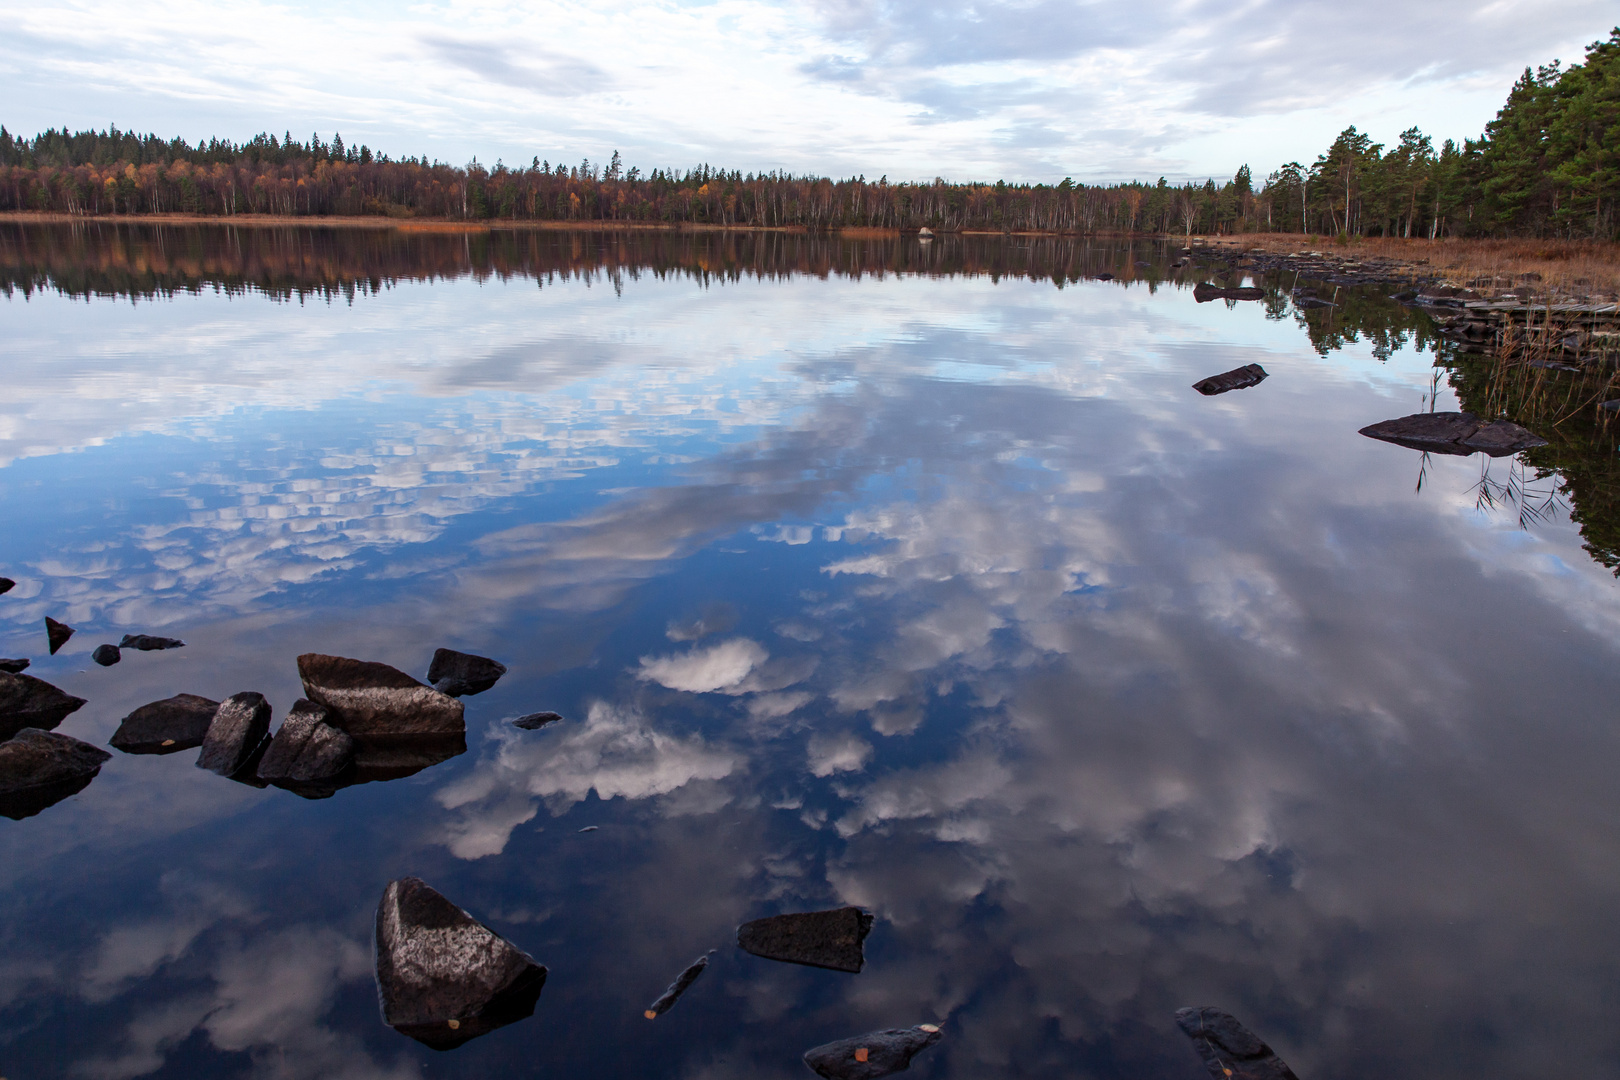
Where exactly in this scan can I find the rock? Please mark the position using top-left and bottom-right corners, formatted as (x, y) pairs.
(802, 1025), (943, 1080)
(512, 711), (562, 730)
(375, 877), (547, 1050)
(109, 693), (220, 754)
(196, 692), (272, 776)
(1359, 412), (1547, 457)
(92, 644), (121, 667)
(257, 698), (354, 786)
(45, 617), (74, 655)
(1193, 364), (1268, 396)
(1174, 1007), (1300, 1080)
(297, 654), (464, 745)
(1463, 419), (1550, 456)
(426, 648), (507, 698)
(0, 671), (88, 740)
(1097, 272), (1114, 281)
(737, 907), (874, 973)
(0, 728), (111, 820)
(0, 577), (13, 595)
(1194, 282), (1266, 303)
(119, 634), (185, 651)
(0, 659), (28, 674)
(350, 737), (467, 784)
(1602, 399), (1620, 412)
(645, 952), (712, 1018)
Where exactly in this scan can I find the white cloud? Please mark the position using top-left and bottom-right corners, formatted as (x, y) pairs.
(806, 730), (872, 776)
(637, 638), (769, 693)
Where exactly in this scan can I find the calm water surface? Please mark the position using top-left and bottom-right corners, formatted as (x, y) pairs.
(2, 225), (1618, 1080)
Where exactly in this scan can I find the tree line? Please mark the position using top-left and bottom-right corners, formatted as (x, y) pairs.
(1, 28), (1614, 238)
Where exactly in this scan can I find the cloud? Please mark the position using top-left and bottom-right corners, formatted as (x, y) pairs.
(637, 638), (769, 693)
(418, 36), (609, 97)
(806, 730), (872, 777)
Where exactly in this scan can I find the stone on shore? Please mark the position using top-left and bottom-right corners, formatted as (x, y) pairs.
(119, 634), (186, 651)
(1174, 1006), (1300, 1080)
(512, 711), (562, 730)
(257, 698), (354, 786)
(110, 693), (220, 754)
(1193, 364), (1268, 396)
(803, 1026), (943, 1080)
(737, 907), (874, 973)
(196, 692), (272, 776)
(92, 644), (121, 667)
(297, 654), (464, 744)
(0, 659), (28, 674)
(0, 728), (112, 820)
(0, 671), (88, 741)
(426, 648), (507, 698)
(1359, 412), (1547, 457)
(375, 876), (548, 1050)
(46, 617), (74, 655)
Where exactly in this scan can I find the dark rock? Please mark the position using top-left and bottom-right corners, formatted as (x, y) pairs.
(110, 693), (220, 754)
(45, 617), (74, 655)
(1294, 296), (1335, 308)
(512, 711), (563, 730)
(196, 692), (272, 777)
(92, 644), (121, 667)
(1359, 412), (1547, 457)
(737, 907), (874, 973)
(0, 577), (13, 595)
(375, 876), (547, 1050)
(0, 671), (88, 740)
(1174, 1006), (1300, 1080)
(1194, 282), (1265, 303)
(0, 728), (111, 820)
(350, 736), (466, 784)
(803, 1025), (943, 1080)
(0, 659), (28, 674)
(1193, 364), (1268, 396)
(1097, 272), (1114, 281)
(645, 952), (712, 1018)
(297, 654), (464, 746)
(426, 648), (507, 698)
(1602, 399), (1620, 412)
(257, 698), (354, 786)
(119, 634), (185, 651)
(1462, 419), (1550, 455)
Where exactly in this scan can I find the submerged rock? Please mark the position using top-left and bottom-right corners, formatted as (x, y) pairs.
(0, 659), (28, 674)
(0, 577), (14, 595)
(45, 617), (74, 655)
(257, 698), (354, 786)
(737, 907), (874, 973)
(375, 876), (548, 1050)
(1174, 1006), (1300, 1080)
(119, 634), (186, 651)
(645, 952), (713, 1018)
(803, 1025), (943, 1080)
(427, 648), (507, 698)
(350, 737), (467, 784)
(512, 711), (563, 730)
(297, 654), (464, 745)
(92, 644), (121, 667)
(196, 692), (272, 777)
(110, 693), (220, 754)
(1193, 364), (1268, 396)
(0, 728), (111, 820)
(1194, 282), (1266, 303)
(1359, 412), (1547, 457)
(0, 671), (88, 740)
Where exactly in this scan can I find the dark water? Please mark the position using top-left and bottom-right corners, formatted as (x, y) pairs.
(2, 223), (1619, 1080)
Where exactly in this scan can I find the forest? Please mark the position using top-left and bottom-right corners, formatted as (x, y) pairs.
(0, 28), (1614, 239)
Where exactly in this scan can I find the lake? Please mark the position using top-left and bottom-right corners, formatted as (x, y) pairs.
(1, 223), (1617, 1080)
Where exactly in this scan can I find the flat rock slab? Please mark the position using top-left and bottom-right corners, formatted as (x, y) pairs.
(375, 876), (547, 1050)
(0, 728), (111, 820)
(803, 1026), (943, 1080)
(197, 692), (272, 776)
(1194, 364), (1268, 396)
(298, 654), (464, 744)
(110, 693), (220, 755)
(45, 617), (74, 655)
(1359, 412), (1548, 457)
(738, 907), (874, 973)
(0, 578), (13, 595)
(645, 953), (711, 1018)
(512, 711), (563, 730)
(0, 659), (28, 674)
(1194, 282), (1266, 303)
(1175, 1007), (1300, 1080)
(92, 644), (121, 667)
(0, 671), (88, 741)
(257, 698), (354, 786)
(119, 634), (186, 651)
(427, 648), (507, 698)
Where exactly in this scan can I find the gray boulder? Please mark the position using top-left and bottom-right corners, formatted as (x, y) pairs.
(1359, 412), (1547, 457)
(110, 693), (220, 754)
(1174, 1007), (1299, 1080)
(0, 728), (111, 820)
(0, 659), (28, 674)
(738, 907), (874, 973)
(1193, 364), (1268, 396)
(427, 648), (507, 697)
(45, 617), (74, 655)
(0, 671), (88, 740)
(803, 1025), (943, 1080)
(375, 876), (547, 1050)
(297, 654), (464, 745)
(119, 634), (185, 651)
(196, 692), (272, 776)
(257, 698), (354, 786)
(92, 644), (121, 667)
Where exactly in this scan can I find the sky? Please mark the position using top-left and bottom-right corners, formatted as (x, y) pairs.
(0, 0), (1614, 183)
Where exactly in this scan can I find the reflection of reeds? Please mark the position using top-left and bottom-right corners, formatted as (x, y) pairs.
(1470, 456), (1566, 529)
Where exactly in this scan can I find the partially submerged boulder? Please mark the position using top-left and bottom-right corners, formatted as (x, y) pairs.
(257, 698), (354, 787)
(92, 644), (121, 667)
(645, 952), (712, 1019)
(426, 648), (507, 698)
(1174, 1007), (1300, 1080)
(1359, 411), (1548, 457)
(803, 1025), (943, 1080)
(0, 659), (28, 674)
(196, 692), (272, 777)
(512, 711), (562, 730)
(1194, 282), (1266, 303)
(375, 876), (547, 1050)
(738, 907), (874, 973)
(0, 728), (111, 820)
(45, 617), (74, 655)
(110, 693), (220, 754)
(119, 634), (185, 651)
(1193, 364), (1268, 396)
(0, 671), (88, 740)
(297, 654), (464, 745)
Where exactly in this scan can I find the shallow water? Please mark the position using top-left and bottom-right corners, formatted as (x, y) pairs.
(2, 224), (1619, 1080)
